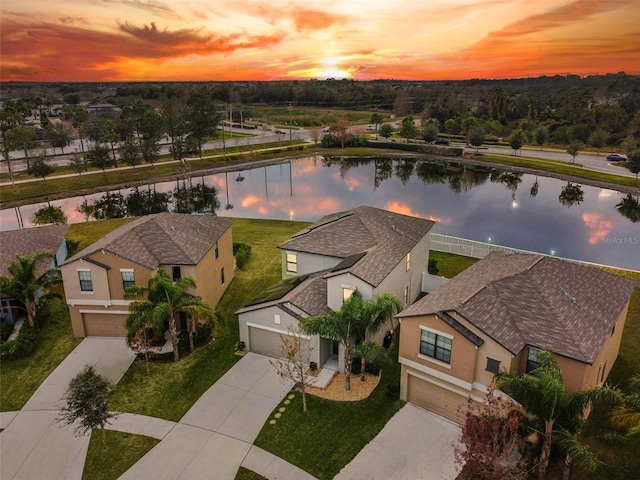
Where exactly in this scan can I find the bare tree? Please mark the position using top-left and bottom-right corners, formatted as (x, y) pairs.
(270, 325), (314, 413)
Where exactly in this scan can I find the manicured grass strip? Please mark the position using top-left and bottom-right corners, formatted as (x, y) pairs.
(67, 217), (138, 253)
(429, 251), (479, 279)
(254, 356), (404, 480)
(476, 153), (638, 187)
(235, 467), (268, 480)
(0, 297), (81, 411)
(82, 430), (159, 480)
(108, 218), (309, 421)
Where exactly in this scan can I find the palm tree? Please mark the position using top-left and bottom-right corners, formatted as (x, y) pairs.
(0, 251), (62, 327)
(609, 373), (640, 437)
(124, 270), (218, 362)
(302, 291), (367, 391)
(496, 350), (620, 480)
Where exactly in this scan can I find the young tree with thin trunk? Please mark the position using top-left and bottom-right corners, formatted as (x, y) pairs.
(270, 325), (314, 413)
(379, 123), (393, 139)
(27, 150), (55, 181)
(57, 365), (116, 447)
(370, 112), (383, 140)
(567, 141), (582, 163)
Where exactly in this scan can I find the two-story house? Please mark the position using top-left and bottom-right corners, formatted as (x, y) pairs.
(396, 251), (637, 424)
(60, 212), (233, 337)
(237, 206), (435, 370)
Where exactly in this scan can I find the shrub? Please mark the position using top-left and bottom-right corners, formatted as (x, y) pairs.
(428, 259), (439, 275)
(0, 321), (14, 342)
(0, 322), (38, 360)
(351, 357), (381, 375)
(233, 242), (252, 270)
(193, 321), (213, 346)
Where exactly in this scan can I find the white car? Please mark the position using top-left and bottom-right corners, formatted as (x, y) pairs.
(366, 125), (376, 131)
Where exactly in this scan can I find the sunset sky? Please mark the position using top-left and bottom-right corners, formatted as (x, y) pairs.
(1, 0), (638, 82)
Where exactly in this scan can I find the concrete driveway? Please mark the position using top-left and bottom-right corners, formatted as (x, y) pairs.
(334, 404), (462, 480)
(0, 338), (135, 480)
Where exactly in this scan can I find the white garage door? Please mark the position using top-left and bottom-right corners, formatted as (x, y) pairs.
(248, 326), (309, 358)
(407, 375), (467, 425)
(82, 313), (127, 337)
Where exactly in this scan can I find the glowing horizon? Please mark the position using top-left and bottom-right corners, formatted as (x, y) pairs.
(1, 0), (638, 82)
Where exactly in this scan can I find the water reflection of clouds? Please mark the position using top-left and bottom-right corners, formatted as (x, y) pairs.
(2, 156), (638, 270)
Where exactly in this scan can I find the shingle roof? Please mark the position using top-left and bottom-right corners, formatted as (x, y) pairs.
(0, 224), (68, 276)
(62, 213), (232, 269)
(279, 206), (435, 287)
(236, 271), (330, 318)
(398, 252), (637, 364)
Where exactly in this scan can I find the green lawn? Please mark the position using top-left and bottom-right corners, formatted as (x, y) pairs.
(253, 353), (405, 480)
(82, 430), (159, 480)
(235, 467), (268, 480)
(0, 296), (82, 411)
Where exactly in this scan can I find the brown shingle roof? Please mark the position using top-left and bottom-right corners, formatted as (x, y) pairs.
(398, 252), (637, 364)
(62, 213), (231, 269)
(0, 224), (68, 276)
(279, 206), (435, 287)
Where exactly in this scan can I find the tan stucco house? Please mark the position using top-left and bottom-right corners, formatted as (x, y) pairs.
(237, 206), (435, 370)
(396, 251), (637, 424)
(60, 212), (233, 337)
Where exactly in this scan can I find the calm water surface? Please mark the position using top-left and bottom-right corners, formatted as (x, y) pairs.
(2, 156), (638, 270)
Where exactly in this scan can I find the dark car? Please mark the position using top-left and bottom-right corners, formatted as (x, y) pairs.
(434, 138), (450, 145)
(275, 129), (286, 134)
(606, 152), (627, 162)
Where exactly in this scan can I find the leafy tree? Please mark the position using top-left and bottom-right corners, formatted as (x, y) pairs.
(45, 122), (73, 154)
(496, 350), (620, 480)
(125, 270), (218, 362)
(33, 205), (67, 225)
(588, 128), (609, 155)
(370, 112), (383, 140)
(379, 123), (394, 139)
(0, 251), (62, 327)
(559, 182), (584, 208)
(0, 106), (21, 183)
(567, 141), (583, 163)
(27, 153), (55, 182)
(453, 388), (531, 480)
(534, 127), (548, 150)
(119, 137), (141, 169)
(469, 127), (486, 152)
(399, 115), (418, 143)
(100, 120), (121, 167)
(624, 151), (640, 180)
(509, 129), (525, 156)
(69, 151), (87, 179)
(57, 366), (116, 446)
(6, 125), (36, 169)
(616, 194), (640, 223)
(72, 108), (89, 156)
(86, 144), (111, 172)
(422, 124), (440, 143)
(270, 325), (314, 413)
(187, 91), (221, 156)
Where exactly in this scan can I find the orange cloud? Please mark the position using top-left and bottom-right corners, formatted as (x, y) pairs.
(582, 212), (613, 245)
(240, 194), (262, 208)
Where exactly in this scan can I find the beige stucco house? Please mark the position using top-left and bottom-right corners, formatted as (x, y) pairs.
(60, 212), (233, 337)
(397, 251), (637, 424)
(237, 206), (435, 370)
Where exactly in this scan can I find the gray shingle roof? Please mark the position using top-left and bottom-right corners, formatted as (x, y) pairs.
(398, 252), (637, 364)
(0, 224), (68, 276)
(279, 206), (435, 287)
(62, 213), (232, 269)
(236, 271), (330, 318)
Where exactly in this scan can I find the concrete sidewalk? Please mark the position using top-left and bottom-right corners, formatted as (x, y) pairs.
(0, 338), (135, 480)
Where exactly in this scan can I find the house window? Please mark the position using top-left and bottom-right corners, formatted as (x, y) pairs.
(121, 270), (135, 289)
(221, 267), (225, 285)
(172, 266), (181, 281)
(214, 241), (219, 259)
(420, 329), (452, 364)
(403, 286), (409, 305)
(406, 252), (411, 271)
(78, 270), (93, 292)
(286, 252), (297, 273)
(526, 346), (541, 373)
(343, 287), (355, 302)
(486, 357), (501, 374)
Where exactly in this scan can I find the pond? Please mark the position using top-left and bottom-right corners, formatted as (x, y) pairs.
(2, 155), (639, 270)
